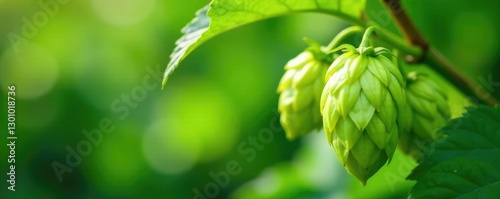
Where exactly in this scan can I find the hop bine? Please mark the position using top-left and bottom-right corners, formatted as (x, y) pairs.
(277, 46), (330, 140)
(321, 44), (406, 185)
(399, 72), (450, 159)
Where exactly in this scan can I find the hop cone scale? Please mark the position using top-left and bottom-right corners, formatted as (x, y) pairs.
(277, 49), (330, 140)
(399, 72), (450, 158)
(321, 45), (406, 184)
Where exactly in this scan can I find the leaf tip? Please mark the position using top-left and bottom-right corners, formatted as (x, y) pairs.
(161, 77), (168, 90)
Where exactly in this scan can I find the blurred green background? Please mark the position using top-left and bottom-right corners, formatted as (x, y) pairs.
(0, 0), (499, 198)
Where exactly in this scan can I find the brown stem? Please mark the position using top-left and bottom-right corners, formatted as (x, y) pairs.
(381, 0), (428, 58)
(381, 0), (499, 105)
(426, 48), (499, 105)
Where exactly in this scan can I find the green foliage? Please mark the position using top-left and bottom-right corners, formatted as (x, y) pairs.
(410, 158), (500, 198)
(161, 0), (500, 198)
(408, 106), (500, 179)
(408, 105), (500, 198)
(2, 0), (500, 198)
(163, 0), (367, 87)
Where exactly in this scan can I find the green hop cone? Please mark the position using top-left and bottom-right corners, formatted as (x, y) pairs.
(398, 72), (450, 158)
(320, 44), (406, 185)
(277, 46), (330, 140)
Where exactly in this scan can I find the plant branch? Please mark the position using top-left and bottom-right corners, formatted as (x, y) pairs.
(426, 48), (499, 105)
(371, 26), (422, 57)
(380, 0), (499, 105)
(359, 26), (377, 48)
(381, 0), (428, 56)
(325, 26), (364, 51)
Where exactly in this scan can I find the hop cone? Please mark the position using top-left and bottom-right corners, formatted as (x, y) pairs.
(321, 45), (406, 185)
(399, 72), (450, 158)
(277, 49), (330, 140)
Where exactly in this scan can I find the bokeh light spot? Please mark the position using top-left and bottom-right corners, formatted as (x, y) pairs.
(73, 46), (139, 110)
(143, 79), (241, 175)
(154, 79), (241, 162)
(142, 117), (202, 175)
(0, 44), (58, 100)
(90, 128), (146, 192)
(91, 0), (155, 26)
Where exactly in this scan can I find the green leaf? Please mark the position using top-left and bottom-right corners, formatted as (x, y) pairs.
(162, 0), (367, 88)
(409, 158), (500, 199)
(408, 105), (500, 180)
(407, 105), (500, 198)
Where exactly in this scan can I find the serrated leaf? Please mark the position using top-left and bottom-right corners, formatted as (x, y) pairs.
(162, 0), (367, 88)
(163, 6), (210, 89)
(408, 106), (500, 180)
(409, 158), (500, 199)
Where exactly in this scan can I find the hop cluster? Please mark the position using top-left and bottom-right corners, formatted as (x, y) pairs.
(277, 50), (329, 140)
(399, 72), (450, 158)
(276, 32), (449, 184)
(320, 45), (406, 184)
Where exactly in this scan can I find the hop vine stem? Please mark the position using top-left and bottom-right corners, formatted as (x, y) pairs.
(325, 26), (364, 51)
(359, 26), (377, 48)
(379, 0), (499, 105)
